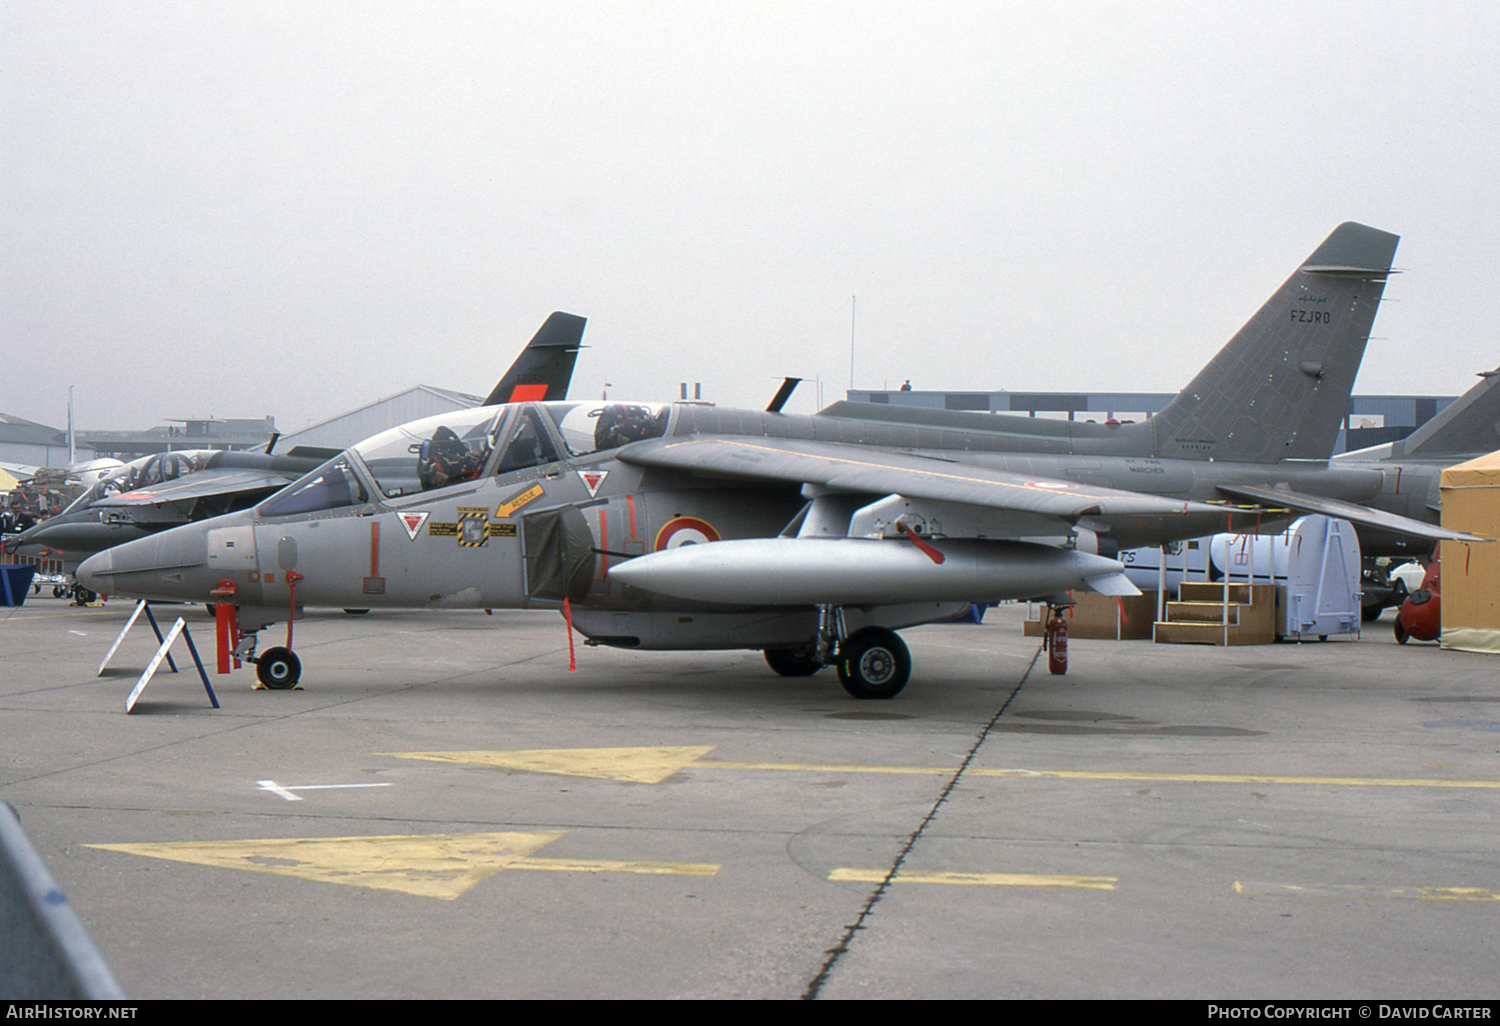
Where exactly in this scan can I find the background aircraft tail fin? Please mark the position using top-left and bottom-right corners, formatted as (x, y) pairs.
(1151, 222), (1399, 463)
(1392, 367), (1500, 459)
(483, 311), (587, 405)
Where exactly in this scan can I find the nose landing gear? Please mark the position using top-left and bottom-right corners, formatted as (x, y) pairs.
(253, 646), (302, 689)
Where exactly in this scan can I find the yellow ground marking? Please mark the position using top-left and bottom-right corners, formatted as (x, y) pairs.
(88, 830), (718, 900)
(509, 857), (718, 877)
(383, 746), (716, 783)
(377, 746), (1500, 791)
(0, 607), (128, 622)
(1234, 881), (1500, 903)
(830, 868), (1116, 890)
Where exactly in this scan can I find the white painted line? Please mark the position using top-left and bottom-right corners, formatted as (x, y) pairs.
(256, 780), (393, 802)
(257, 780), (301, 801)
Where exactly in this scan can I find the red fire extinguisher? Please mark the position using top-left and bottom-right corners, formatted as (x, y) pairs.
(1045, 607), (1068, 676)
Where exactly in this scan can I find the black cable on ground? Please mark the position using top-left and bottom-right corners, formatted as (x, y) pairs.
(802, 640), (1046, 1000)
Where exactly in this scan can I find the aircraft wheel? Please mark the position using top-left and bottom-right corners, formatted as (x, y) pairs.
(256, 647), (302, 689)
(764, 647), (822, 677)
(1394, 618), (1409, 645)
(343, 609), (370, 615)
(836, 628), (911, 700)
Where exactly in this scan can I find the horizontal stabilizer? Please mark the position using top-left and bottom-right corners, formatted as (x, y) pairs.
(1215, 483), (1488, 543)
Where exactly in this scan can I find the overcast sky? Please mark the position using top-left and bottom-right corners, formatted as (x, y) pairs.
(4, 1), (1499, 433)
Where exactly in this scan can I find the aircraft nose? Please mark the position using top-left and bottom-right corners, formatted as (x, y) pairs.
(76, 523), (210, 600)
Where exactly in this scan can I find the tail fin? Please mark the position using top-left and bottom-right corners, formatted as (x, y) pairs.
(1151, 223), (1399, 463)
(1392, 367), (1500, 458)
(483, 311), (587, 405)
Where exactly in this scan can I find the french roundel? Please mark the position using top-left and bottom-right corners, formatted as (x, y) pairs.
(654, 516), (721, 551)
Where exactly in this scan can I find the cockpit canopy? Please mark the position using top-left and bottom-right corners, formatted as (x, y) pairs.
(354, 407), (501, 499)
(543, 402), (671, 456)
(62, 451), (214, 513)
(255, 402), (672, 516)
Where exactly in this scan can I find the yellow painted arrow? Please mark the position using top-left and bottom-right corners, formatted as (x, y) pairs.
(88, 830), (718, 900)
(379, 746), (1500, 790)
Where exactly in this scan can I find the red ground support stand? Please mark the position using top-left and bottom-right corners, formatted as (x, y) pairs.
(211, 579), (240, 674)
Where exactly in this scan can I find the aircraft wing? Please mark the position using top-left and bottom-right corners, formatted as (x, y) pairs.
(95, 469), (297, 507)
(619, 436), (1262, 538)
(1215, 483), (1488, 543)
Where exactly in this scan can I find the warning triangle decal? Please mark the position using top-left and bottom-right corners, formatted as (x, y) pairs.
(578, 470), (608, 498)
(398, 511), (430, 540)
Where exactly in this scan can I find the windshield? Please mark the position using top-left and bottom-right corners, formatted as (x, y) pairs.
(258, 456), (369, 517)
(544, 402), (670, 456)
(351, 408), (503, 498)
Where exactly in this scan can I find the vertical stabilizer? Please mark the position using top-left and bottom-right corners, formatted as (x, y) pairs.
(1151, 223), (1399, 463)
(483, 312), (587, 405)
(1392, 368), (1500, 459)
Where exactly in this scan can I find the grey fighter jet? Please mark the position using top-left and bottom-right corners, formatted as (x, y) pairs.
(79, 224), (1479, 698)
(6, 312), (587, 597)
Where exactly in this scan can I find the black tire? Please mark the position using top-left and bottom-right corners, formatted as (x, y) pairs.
(836, 628), (911, 700)
(343, 609), (370, 615)
(764, 647), (823, 677)
(256, 647), (302, 689)
(1394, 618), (1409, 645)
(52, 585), (66, 599)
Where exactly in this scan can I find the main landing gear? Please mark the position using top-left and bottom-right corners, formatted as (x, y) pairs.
(763, 608), (913, 700)
(835, 628), (911, 700)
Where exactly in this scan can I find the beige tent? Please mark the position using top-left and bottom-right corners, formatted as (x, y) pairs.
(0, 466), (19, 492)
(1439, 450), (1500, 653)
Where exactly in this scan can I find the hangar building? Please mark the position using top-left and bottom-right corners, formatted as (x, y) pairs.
(275, 385), (484, 453)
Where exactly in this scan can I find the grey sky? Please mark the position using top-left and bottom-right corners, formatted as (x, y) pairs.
(4, 1), (1498, 433)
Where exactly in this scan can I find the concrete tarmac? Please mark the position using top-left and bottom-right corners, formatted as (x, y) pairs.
(2, 594), (1497, 999)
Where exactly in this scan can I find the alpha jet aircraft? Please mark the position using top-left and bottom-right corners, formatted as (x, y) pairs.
(6, 312), (587, 597)
(79, 223), (1479, 698)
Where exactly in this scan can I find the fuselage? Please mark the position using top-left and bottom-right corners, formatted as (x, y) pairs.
(78, 399), (1437, 631)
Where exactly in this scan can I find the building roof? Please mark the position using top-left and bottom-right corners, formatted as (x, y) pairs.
(0, 413), (68, 447)
(285, 385), (483, 437)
